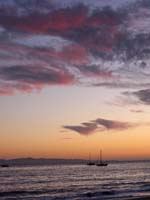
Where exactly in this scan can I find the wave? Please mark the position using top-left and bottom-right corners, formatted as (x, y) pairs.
(0, 190), (49, 197)
(84, 190), (116, 197)
(0, 188), (75, 197)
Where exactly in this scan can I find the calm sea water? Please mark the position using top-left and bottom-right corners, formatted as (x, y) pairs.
(0, 161), (150, 200)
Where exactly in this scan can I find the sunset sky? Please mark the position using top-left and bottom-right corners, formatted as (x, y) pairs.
(0, 0), (150, 160)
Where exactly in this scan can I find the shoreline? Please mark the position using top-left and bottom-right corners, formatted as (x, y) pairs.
(127, 197), (150, 200)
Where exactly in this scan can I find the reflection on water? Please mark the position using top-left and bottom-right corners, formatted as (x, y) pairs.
(0, 161), (150, 199)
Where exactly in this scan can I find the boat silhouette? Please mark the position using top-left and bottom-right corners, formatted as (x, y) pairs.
(1, 164), (9, 168)
(96, 150), (108, 166)
(87, 153), (95, 165)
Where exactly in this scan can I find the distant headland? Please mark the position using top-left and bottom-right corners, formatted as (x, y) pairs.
(0, 158), (150, 167)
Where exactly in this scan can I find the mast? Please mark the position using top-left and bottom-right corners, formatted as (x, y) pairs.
(89, 153), (91, 162)
(96, 149), (108, 166)
(100, 149), (102, 163)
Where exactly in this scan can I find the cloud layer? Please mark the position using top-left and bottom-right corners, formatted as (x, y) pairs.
(0, 0), (150, 94)
(124, 89), (150, 105)
(63, 118), (134, 135)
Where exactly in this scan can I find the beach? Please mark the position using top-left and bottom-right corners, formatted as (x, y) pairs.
(128, 198), (150, 200)
(129, 198), (150, 200)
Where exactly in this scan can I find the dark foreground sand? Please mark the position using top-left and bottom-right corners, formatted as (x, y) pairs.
(132, 197), (150, 200)
(128, 197), (150, 200)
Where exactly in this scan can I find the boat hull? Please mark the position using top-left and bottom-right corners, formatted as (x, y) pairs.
(96, 163), (108, 166)
(87, 162), (95, 166)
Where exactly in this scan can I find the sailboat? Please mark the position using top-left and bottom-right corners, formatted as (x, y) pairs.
(87, 153), (95, 165)
(1, 164), (9, 167)
(96, 150), (108, 166)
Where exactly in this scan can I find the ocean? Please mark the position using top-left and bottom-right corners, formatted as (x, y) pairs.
(0, 161), (150, 200)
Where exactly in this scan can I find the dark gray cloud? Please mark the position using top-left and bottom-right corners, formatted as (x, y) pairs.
(125, 89), (150, 105)
(76, 64), (113, 78)
(63, 118), (135, 135)
(0, 66), (73, 84)
(0, 65), (74, 94)
(115, 33), (150, 62)
(134, 89), (150, 105)
(94, 118), (131, 130)
(63, 122), (97, 136)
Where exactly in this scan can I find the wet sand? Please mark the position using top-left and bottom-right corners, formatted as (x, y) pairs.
(128, 197), (150, 200)
(134, 198), (150, 200)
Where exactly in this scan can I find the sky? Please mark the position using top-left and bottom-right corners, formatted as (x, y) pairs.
(0, 0), (150, 160)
